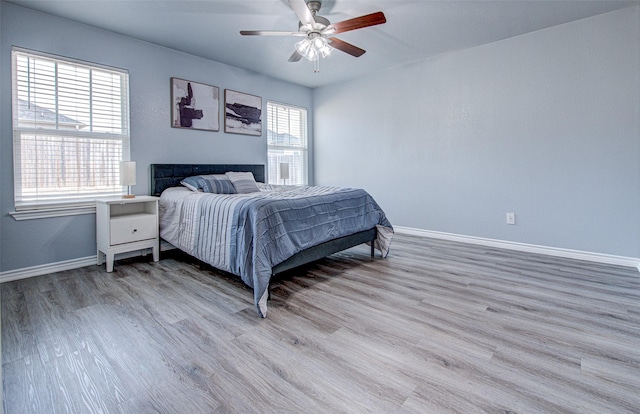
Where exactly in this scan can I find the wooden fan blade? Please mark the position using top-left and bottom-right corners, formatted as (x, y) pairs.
(328, 37), (366, 57)
(288, 0), (315, 26)
(325, 11), (386, 35)
(288, 51), (303, 62)
(240, 30), (306, 36)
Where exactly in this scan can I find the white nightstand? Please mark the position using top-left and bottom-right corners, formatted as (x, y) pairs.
(96, 196), (160, 272)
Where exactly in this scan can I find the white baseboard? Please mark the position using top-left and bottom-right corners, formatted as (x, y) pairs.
(0, 248), (157, 284)
(394, 226), (640, 271)
(0, 256), (97, 283)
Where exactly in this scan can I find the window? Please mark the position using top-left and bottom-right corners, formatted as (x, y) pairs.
(11, 48), (130, 213)
(267, 101), (308, 185)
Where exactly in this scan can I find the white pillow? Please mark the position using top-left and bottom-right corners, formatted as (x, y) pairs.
(225, 171), (260, 194)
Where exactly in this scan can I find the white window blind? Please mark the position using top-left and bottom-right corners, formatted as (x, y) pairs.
(267, 101), (308, 185)
(11, 48), (130, 210)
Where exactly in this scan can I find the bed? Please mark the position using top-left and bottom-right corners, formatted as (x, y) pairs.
(151, 163), (393, 317)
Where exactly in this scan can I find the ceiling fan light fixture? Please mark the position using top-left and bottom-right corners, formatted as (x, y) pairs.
(315, 37), (332, 58)
(295, 38), (315, 60)
(295, 34), (332, 63)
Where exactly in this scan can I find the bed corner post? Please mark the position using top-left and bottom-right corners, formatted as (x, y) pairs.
(371, 227), (377, 258)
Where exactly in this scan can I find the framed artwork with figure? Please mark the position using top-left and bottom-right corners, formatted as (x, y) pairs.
(171, 78), (219, 131)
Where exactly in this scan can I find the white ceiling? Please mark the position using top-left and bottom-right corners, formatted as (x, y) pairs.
(7, 0), (639, 88)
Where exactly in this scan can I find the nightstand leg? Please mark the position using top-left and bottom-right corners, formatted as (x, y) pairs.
(152, 244), (160, 262)
(97, 249), (104, 265)
(106, 253), (115, 272)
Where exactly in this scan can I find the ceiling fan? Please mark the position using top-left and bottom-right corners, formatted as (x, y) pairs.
(240, 0), (386, 72)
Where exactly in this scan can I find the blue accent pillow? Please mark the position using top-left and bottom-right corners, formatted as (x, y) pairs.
(181, 175), (237, 194)
(180, 176), (201, 192)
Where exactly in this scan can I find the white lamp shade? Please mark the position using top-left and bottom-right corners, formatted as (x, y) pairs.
(279, 163), (290, 180)
(120, 161), (137, 186)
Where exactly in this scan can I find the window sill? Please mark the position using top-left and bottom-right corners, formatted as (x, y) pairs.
(10, 204), (96, 221)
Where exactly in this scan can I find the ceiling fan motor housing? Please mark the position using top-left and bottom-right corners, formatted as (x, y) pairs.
(299, 15), (330, 32)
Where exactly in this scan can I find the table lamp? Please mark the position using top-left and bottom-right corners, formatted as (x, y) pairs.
(280, 162), (289, 185)
(120, 161), (136, 198)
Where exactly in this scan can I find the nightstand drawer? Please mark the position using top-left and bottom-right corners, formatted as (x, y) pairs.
(110, 214), (157, 245)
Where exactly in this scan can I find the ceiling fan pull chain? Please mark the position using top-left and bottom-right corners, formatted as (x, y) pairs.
(314, 58), (320, 73)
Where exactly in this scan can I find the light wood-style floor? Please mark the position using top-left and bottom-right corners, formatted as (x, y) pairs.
(2, 234), (640, 413)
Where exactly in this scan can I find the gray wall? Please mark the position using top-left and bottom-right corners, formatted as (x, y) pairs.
(0, 2), (313, 272)
(314, 6), (640, 258)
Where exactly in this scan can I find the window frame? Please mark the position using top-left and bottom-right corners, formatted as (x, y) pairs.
(266, 101), (309, 186)
(10, 47), (130, 219)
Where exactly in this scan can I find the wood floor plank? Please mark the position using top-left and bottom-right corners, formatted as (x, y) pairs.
(3, 234), (640, 413)
(1, 282), (38, 364)
(3, 354), (54, 414)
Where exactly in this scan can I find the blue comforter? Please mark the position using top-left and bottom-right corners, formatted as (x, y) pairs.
(159, 185), (393, 317)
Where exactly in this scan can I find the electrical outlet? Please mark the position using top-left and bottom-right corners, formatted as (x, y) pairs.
(506, 212), (516, 225)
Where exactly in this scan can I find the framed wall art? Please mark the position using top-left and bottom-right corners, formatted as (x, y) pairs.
(171, 77), (219, 131)
(224, 89), (262, 136)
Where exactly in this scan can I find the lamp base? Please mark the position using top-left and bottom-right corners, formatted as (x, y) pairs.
(122, 194), (136, 199)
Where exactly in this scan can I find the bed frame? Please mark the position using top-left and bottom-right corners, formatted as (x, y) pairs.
(150, 164), (377, 278)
